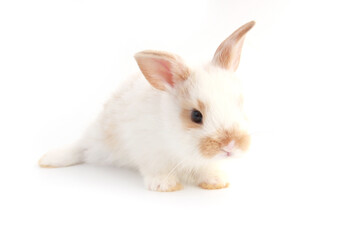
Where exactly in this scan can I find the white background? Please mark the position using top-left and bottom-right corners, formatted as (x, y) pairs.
(0, 0), (347, 239)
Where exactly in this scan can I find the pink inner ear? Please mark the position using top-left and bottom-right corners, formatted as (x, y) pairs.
(155, 58), (174, 87)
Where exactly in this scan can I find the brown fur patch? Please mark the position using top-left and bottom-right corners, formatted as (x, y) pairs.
(234, 132), (251, 151)
(181, 109), (201, 129)
(199, 129), (251, 158)
(198, 100), (206, 115)
(180, 100), (206, 129)
(199, 137), (221, 158)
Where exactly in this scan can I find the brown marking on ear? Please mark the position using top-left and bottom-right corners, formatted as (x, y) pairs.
(180, 100), (206, 129)
(199, 129), (251, 158)
(147, 50), (191, 81)
(212, 21), (255, 71)
(134, 50), (190, 91)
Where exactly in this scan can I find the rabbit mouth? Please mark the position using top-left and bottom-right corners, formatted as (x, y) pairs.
(221, 150), (233, 157)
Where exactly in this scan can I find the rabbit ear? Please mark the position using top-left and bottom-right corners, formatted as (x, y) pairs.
(134, 50), (190, 91)
(212, 21), (255, 72)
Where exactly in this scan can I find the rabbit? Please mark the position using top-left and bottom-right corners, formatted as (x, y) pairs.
(39, 21), (255, 192)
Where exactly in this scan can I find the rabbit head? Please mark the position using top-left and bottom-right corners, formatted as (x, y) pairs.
(134, 21), (255, 162)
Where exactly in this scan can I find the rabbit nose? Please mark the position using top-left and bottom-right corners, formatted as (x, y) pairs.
(222, 140), (235, 153)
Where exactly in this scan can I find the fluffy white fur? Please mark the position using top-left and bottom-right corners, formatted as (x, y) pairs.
(39, 21), (255, 191)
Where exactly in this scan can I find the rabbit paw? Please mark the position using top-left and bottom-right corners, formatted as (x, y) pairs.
(198, 170), (229, 190)
(144, 175), (183, 192)
(199, 181), (229, 190)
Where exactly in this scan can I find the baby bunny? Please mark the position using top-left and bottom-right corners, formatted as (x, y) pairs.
(39, 21), (255, 191)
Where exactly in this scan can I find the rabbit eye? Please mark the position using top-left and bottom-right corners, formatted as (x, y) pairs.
(191, 109), (203, 124)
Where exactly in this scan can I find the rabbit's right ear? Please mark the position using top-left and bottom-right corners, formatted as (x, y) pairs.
(212, 21), (255, 72)
(134, 50), (190, 91)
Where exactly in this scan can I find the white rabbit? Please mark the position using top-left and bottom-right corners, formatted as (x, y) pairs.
(39, 21), (255, 192)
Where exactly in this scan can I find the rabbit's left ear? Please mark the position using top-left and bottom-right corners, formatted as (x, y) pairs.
(212, 21), (255, 72)
(134, 50), (190, 91)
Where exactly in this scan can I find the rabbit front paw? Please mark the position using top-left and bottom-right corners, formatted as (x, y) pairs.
(197, 170), (229, 190)
(144, 175), (182, 192)
(199, 181), (229, 190)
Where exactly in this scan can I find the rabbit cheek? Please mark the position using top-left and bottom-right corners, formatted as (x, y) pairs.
(199, 137), (223, 158)
(199, 130), (251, 158)
(199, 130), (233, 158)
(235, 133), (251, 151)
